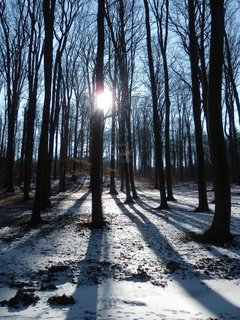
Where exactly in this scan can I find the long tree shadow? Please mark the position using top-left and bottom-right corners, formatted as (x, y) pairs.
(63, 190), (91, 216)
(0, 190), (92, 290)
(135, 196), (211, 232)
(134, 192), (240, 275)
(136, 196), (240, 262)
(66, 225), (105, 319)
(138, 191), (199, 211)
(114, 196), (240, 317)
(30, 190), (92, 235)
(146, 196), (240, 256)
(136, 192), (240, 240)
(51, 176), (89, 207)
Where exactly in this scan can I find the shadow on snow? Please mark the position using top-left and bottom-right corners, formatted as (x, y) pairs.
(112, 194), (240, 317)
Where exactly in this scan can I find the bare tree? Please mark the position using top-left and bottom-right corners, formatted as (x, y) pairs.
(188, 0), (209, 212)
(0, 0), (27, 193)
(48, 0), (80, 194)
(224, 63), (240, 183)
(108, 46), (118, 195)
(203, 0), (232, 244)
(143, 0), (168, 209)
(31, 0), (56, 225)
(23, 0), (43, 200)
(152, 0), (175, 201)
(91, 0), (105, 227)
(58, 76), (70, 192)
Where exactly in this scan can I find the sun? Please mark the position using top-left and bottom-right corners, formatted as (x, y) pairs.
(96, 88), (112, 114)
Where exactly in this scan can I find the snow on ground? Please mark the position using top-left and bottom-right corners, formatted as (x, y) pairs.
(0, 179), (240, 319)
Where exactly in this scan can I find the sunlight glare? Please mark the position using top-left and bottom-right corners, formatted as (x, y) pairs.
(96, 88), (112, 114)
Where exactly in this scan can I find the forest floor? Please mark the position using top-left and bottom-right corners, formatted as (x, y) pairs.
(0, 177), (240, 319)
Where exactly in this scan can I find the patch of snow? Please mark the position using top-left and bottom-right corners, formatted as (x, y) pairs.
(0, 182), (240, 319)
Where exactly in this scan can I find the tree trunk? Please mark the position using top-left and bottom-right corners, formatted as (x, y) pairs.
(53, 123), (59, 180)
(143, 0), (168, 209)
(0, 1), (24, 194)
(23, 89), (38, 200)
(156, 0), (175, 201)
(31, 0), (56, 225)
(188, 0), (209, 212)
(163, 53), (174, 201)
(72, 97), (80, 180)
(109, 80), (118, 195)
(203, 0), (232, 244)
(119, 103), (132, 203)
(48, 60), (62, 195)
(18, 107), (27, 187)
(59, 87), (69, 192)
(23, 0), (42, 201)
(126, 111), (138, 199)
(185, 116), (194, 178)
(0, 109), (6, 178)
(5, 100), (16, 193)
(91, 0), (105, 227)
(198, 0), (209, 124)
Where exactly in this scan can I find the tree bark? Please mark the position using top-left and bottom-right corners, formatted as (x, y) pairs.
(188, 0), (209, 212)
(154, 0), (175, 201)
(18, 107), (27, 187)
(109, 75), (118, 195)
(23, 0), (43, 200)
(31, 0), (56, 225)
(59, 83), (69, 192)
(0, 1), (25, 193)
(203, 0), (232, 244)
(143, 0), (168, 209)
(91, 0), (105, 227)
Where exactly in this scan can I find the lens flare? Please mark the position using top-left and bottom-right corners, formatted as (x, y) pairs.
(96, 88), (112, 114)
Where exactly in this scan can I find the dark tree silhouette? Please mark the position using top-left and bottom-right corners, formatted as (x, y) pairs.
(23, 0), (43, 200)
(48, 0), (79, 195)
(91, 0), (105, 227)
(188, 0), (209, 212)
(203, 0), (232, 244)
(59, 77), (70, 192)
(143, 0), (168, 209)
(152, 0), (175, 201)
(0, 0), (26, 193)
(31, 0), (56, 225)
(109, 53), (118, 195)
(105, 0), (139, 203)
